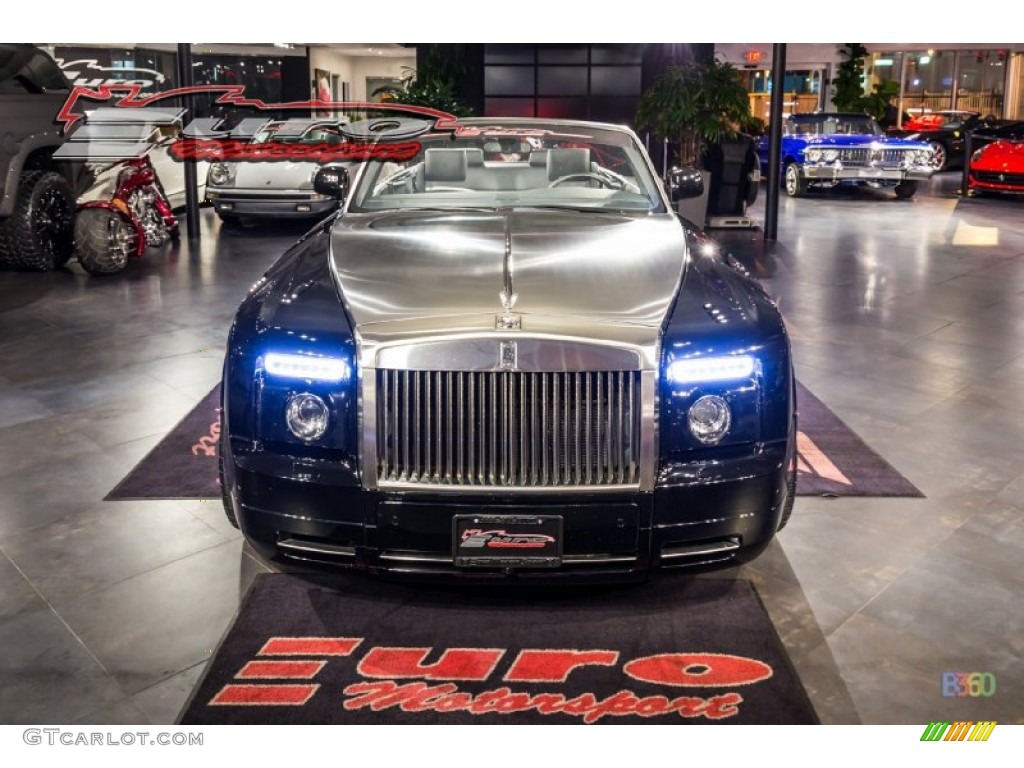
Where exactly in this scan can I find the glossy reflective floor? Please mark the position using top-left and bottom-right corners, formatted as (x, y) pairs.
(1, 176), (1022, 725)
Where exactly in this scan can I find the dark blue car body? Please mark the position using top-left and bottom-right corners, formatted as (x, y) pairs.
(756, 113), (935, 198)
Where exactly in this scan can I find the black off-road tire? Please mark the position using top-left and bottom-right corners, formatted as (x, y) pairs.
(75, 208), (136, 276)
(894, 181), (918, 200)
(0, 170), (75, 271)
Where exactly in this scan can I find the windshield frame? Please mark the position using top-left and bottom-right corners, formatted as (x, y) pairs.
(786, 115), (884, 138)
(344, 121), (669, 215)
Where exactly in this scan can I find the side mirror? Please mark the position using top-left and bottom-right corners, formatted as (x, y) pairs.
(313, 165), (350, 199)
(667, 167), (704, 201)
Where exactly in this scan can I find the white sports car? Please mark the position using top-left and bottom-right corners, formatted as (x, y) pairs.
(205, 121), (352, 223)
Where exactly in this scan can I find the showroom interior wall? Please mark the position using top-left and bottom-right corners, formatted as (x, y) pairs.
(307, 45), (415, 104)
(46, 43), (416, 114)
(715, 43), (843, 120)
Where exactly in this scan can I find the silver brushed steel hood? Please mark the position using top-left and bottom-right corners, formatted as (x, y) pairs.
(329, 208), (688, 371)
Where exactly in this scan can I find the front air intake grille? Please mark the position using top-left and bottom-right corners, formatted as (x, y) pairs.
(376, 370), (641, 488)
(832, 147), (910, 166)
(973, 171), (1024, 185)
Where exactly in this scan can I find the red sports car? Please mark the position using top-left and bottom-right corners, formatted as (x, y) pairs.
(969, 121), (1024, 196)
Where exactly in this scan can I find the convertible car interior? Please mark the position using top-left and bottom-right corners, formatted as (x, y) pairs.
(369, 145), (647, 207)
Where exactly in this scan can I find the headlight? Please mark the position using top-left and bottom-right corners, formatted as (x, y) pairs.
(209, 162), (234, 186)
(666, 355), (755, 384)
(971, 148), (985, 163)
(264, 352), (351, 382)
(285, 393), (330, 440)
(806, 148), (822, 162)
(823, 149), (839, 162)
(687, 395), (732, 445)
(915, 149), (933, 165)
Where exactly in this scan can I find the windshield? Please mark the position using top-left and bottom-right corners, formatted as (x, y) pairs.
(348, 123), (665, 213)
(787, 116), (883, 137)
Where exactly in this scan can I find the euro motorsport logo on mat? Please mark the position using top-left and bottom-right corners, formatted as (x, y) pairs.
(206, 638), (774, 723)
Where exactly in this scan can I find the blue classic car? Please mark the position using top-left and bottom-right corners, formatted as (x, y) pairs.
(756, 113), (935, 199)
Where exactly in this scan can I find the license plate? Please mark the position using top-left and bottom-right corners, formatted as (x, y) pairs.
(453, 515), (563, 568)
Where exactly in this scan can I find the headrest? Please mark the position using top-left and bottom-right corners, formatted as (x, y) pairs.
(424, 149), (468, 182)
(528, 150), (549, 167)
(464, 148), (485, 167)
(547, 148), (591, 181)
(483, 140), (533, 156)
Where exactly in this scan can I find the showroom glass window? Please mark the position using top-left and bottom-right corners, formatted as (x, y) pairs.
(483, 45), (643, 124)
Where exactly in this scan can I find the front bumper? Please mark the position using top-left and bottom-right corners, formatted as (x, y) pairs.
(225, 440), (792, 581)
(802, 164), (934, 183)
(969, 173), (1024, 194)
(207, 189), (337, 218)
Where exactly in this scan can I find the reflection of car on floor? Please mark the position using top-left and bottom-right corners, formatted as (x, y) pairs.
(756, 112), (935, 199)
(888, 110), (998, 172)
(206, 121), (351, 224)
(968, 121), (1024, 197)
(219, 117), (797, 580)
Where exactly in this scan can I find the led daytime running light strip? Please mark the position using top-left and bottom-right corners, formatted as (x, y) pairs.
(264, 353), (350, 382)
(667, 355), (755, 384)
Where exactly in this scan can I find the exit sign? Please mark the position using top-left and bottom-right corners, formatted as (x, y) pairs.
(744, 50), (765, 64)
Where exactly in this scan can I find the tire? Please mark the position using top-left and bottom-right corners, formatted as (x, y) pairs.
(784, 162), (806, 198)
(777, 457), (797, 532)
(74, 208), (136, 276)
(0, 170), (75, 271)
(894, 181), (918, 200)
(218, 427), (239, 530)
(929, 140), (947, 172)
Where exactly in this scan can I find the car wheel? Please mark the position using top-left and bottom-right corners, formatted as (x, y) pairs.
(74, 208), (137, 276)
(777, 454), (797, 532)
(784, 162), (806, 197)
(0, 171), (75, 271)
(894, 181), (918, 200)
(218, 426), (240, 530)
(929, 141), (947, 172)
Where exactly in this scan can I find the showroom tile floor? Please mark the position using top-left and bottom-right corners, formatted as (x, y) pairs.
(1, 176), (1022, 725)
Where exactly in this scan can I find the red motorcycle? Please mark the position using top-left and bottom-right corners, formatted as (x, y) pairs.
(74, 155), (178, 275)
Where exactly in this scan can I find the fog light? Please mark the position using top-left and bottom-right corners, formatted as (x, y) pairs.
(296, 204), (312, 212)
(285, 393), (330, 440)
(688, 395), (732, 445)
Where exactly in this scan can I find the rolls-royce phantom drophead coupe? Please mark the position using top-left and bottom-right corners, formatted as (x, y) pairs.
(219, 117), (796, 580)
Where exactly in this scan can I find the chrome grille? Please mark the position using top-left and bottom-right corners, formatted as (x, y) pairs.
(376, 370), (641, 488)
(832, 147), (911, 167)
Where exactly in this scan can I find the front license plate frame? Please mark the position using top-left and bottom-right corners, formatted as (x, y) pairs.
(453, 514), (563, 568)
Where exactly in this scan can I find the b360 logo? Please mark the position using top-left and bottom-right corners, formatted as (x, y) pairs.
(942, 672), (996, 698)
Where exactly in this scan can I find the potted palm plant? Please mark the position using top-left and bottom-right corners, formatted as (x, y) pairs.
(635, 59), (751, 224)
